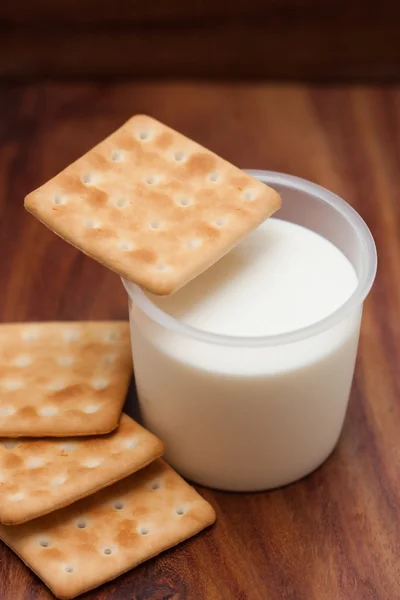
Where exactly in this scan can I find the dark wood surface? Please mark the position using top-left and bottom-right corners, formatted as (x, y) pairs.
(1, 1), (400, 80)
(0, 82), (399, 599)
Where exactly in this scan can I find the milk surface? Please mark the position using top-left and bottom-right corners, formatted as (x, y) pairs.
(129, 219), (362, 490)
(150, 218), (358, 337)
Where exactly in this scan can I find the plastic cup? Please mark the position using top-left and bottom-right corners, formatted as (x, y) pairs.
(123, 171), (377, 492)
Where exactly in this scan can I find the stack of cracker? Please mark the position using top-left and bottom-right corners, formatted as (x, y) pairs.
(0, 116), (280, 598)
(0, 321), (215, 599)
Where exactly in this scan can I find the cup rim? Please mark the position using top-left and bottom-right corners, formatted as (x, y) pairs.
(122, 170), (377, 348)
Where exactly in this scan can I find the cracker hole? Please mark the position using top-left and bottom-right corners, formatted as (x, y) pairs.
(82, 458), (103, 469)
(213, 218), (227, 228)
(102, 354), (116, 364)
(145, 174), (160, 185)
(63, 330), (80, 342)
(10, 492), (24, 502)
(83, 404), (100, 414)
(208, 172), (220, 182)
(124, 437), (138, 450)
(138, 526), (150, 536)
(92, 379), (108, 390)
(3, 440), (18, 449)
(0, 407), (16, 417)
(3, 379), (23, 391)
(243, 189), (256, 202)
(113, 501), (124, 510)
(85, 219), (100, 229)
(178, 197), (192, 207)
(105, 331), (119, 342)
(117, 240), (134, 251)
(175, 506), (186, 516)
(64, 565), (75, 574)
(155, 264), (167, 272)
(173, 150), (186, 162)
(21, 329), (39, 342)
(47, 381), (65, 392)
(37, 407), (58, 417)
(57, 356), (74, 367)
(185, 239), (201, 249)
(149, 220), (161, 230)
(138, 129), (151, 141)
(115, 198), (128, 208)
(150, 481), (161, 490)
(27, 457), (45, 469)
(14, 355), (32, 367)
(82, 173), (95, 185)
(38, 537), (51, 548)
(52, 475), (67, 486)
(76, 519), (87, 529)
(111, 150), (124, 162)
(53, 194), (66, 205)
(103, 547), (113, 555)
(61, 442), (77, 452)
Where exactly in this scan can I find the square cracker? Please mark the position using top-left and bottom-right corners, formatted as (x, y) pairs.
(0, 413), (164, 525)
(24, 114), (281, 295)
(0, 321), (132, 437)
(0, 459), (216, 600)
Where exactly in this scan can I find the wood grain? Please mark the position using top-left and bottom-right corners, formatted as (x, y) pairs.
(0, 0), (395, 23)
(0, 82), (399, 599)
(0, 1), (400, 80)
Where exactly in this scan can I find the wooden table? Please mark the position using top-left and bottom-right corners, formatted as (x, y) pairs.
(0, 83), (398, 599)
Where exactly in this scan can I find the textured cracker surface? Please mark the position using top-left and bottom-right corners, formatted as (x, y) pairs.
(0, 413), (164, 524)
(0, 321), (132, 436)
(25, 114), (281, 295)
(0, 459), (216, 599)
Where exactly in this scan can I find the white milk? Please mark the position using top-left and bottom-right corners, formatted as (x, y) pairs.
(128, 219), (362, 491)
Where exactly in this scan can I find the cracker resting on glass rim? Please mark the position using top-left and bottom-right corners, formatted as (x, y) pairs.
(25, 115), (281, 295)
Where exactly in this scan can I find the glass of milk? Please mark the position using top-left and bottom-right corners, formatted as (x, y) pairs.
(123, 171), (377, 492)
